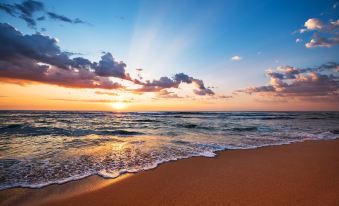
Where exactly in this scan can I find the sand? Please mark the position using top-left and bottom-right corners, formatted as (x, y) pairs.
(1, 139), (339, 206)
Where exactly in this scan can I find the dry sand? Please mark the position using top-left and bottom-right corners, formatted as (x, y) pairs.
(1, 139), (339, 206)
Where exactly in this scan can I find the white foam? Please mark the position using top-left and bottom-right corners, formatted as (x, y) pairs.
(1, 131), (338, 190)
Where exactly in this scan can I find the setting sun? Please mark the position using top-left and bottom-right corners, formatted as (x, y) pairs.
(112, 102), (126, 110)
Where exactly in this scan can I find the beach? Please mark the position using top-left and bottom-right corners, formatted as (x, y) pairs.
(1, 0), (339, 205)
(1, 139), (338, 206)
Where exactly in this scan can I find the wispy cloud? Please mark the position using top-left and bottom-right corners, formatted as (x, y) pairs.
(218, 95), (233, 99)
(154, 90), (184, 99)
(95, 91), (118, 96)
(47, 12), (90, 25)
(0, 0), (89, 29)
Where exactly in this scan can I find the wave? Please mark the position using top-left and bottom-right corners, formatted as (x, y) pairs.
(132, 119), (159, 123)
(177, 123), (218, 131)
(259, 117), (294, 120)
(1, 123), (26, 129)
(1, 111), (339, 190)
(97, 130), (144, 136)
(1, 131), (338, 190)
(0, 124), (144, 136)
(179, 123), (198, 128)
(227, 126), (258, 132)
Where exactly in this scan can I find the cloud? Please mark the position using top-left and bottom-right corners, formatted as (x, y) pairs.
(298, 18), (339, 48)
(0, 23), (214, 97)
(304, 18), (324, 30)
(137, 73), (214, 96)
(155, 90), (183, 99)
(302, 18), (339, 33)
(50, 98), (133, 103)
(0, 23), (123, 89)
(95, 91), (118, 96)
(94, 53), (131, 80)
(0, 23), (74, 70)
(47, 12), (90, 25)
(236, 62), (339, 101)
(217, 95), (233, 99)
(0, 0), (43, 28)
(231, 56), (242, 61)
(296, 38), (303, 43)
(305, 33), (339, 48)
(131, 73), (214, 96)
(0, 0), (88, 29)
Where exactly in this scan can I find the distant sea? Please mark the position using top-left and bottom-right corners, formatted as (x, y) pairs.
(0, 111), (338, 190)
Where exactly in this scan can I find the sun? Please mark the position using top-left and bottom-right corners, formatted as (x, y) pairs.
(112, 102), (126, 110)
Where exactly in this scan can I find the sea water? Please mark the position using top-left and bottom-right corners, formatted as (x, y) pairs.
(0, 111), (338, 189)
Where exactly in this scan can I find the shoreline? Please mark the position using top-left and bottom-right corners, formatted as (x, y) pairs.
(1, 137), (335, 190)
(1, 139), (339, 206)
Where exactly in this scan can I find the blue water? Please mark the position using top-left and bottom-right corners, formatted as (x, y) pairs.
(0, 111), (338, 190)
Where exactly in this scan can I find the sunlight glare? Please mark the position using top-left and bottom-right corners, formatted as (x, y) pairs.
(112, 102), (126, 110)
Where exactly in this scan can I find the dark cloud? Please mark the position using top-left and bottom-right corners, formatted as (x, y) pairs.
(236, 63), (339, 101)
(47, 12), (90, 25)
(1, 23), (73, 70)
(136, 68), (143, 80)
(47, 12), (73, 23)
(16, 0), (44, 16)
(0, 23), (123, 89)
(134, 72), (215, 96)
(173, 73), (215, 96)
(0, 0), (88, 29)
(0, 3), (17, 16)
(94, 53), (132, 80)
(37, 16), (45, 21)
(0, 23), (214, 96)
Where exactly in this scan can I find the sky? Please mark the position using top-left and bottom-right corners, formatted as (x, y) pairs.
(0, 0), (338, 111)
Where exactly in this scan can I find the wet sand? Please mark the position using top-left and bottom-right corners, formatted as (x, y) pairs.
(1, 139), (339, 206)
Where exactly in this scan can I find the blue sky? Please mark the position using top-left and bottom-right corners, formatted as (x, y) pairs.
(0, 0), (338, 110)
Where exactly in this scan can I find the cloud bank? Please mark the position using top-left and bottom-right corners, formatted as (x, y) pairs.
(236, 62), (339, 101)
(0, 23), (214, 97)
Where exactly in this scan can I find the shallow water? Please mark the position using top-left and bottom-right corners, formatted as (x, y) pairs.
(0, 111), (338, 189)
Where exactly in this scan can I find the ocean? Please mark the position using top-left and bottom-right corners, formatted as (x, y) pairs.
(0, 111), (338, 190)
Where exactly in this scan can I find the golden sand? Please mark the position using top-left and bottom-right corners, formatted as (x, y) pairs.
(1, 140), (338, 206)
